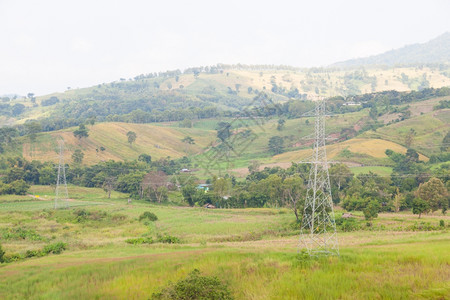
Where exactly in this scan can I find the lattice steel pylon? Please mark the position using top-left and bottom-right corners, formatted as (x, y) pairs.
(299, 98), (339, 256)
(54, 140), (69, 209)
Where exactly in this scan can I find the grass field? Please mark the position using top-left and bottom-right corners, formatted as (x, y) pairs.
(20, 123), (216, 164)
(0, 186), (449, 299)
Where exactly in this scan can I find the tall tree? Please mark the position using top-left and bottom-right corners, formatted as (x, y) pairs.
(277, 119), (285, 131)
(216, 122), (231, 142)
(268, 136), (284, 154)
(24, 121), (41, 143)
(127, 131), (137, 146)
(412, 197), (429, 218)
(72, 149), (84, 164)
(404, 129), (416, 148)
(73, 124), (89, 139)
(416, 177), (448, 214)
(103, 177), (117, 199)
(141, 171), (168, 203)
(282, 176), (305, 221)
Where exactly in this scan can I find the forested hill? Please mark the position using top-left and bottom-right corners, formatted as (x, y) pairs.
(2, 63), (450, 129)
(332, 32), (450, 67)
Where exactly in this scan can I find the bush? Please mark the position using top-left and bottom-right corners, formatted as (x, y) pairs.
(0, 227), (45, 241)
(25, 250), (40, 258)
(439, 220), (445, 227)
(3, 253), (22, 263)
(125, 237), (154, 245)
(151, 269), (233, 300)
(42, 242), (67, 255)
(0, 244), (4, 263)
(340, 218), (359, 232)
(157, 234), (180, 244)
(139, 211), (158, 222)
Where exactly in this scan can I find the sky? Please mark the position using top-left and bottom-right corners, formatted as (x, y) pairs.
(1, 0), (449, 96)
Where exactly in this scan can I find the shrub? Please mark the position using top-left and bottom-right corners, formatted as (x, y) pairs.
(151, 269), (233, 300)
(139, 211), (158, 222)
(125, 237), (154, 245)
(0, 244), (4, 263)
(340, 218), (359, 232)
(42, 242), (67, 255)
(25, 250), (40, 258)
(3, 253), (22, 263)
(157, 235), (180, 244)
(0, 227), (45, 241)
(439, 220), (445, 227)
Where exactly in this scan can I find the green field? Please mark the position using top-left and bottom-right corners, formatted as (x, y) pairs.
(0, 186), (449, 299)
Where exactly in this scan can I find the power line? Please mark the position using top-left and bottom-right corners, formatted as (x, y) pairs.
(55, 140), (69, 209)
(299, 98), (339, 257)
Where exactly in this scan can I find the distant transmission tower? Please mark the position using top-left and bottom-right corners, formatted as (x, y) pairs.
(55, 140), (69, 209)
(299, 98), (339, 256)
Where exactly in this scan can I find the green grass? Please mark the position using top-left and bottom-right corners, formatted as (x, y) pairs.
(350, 166), (393, 176)
(0, 186), (449, 299)
(0, 234), (448, 299)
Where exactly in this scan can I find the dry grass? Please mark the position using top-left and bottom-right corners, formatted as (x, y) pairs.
(272, 138), (428, 162)
(22, 122), (216, 164)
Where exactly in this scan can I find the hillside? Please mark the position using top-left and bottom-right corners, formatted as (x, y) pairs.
(2, 64), (450, 128)
(21, 123), (216, 164)
(333, 32), (450, 67)
(10, 93), (448, 177)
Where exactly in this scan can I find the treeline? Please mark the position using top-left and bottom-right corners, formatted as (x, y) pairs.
(182, 148), (449, 220)
(0, 155), (193, 201)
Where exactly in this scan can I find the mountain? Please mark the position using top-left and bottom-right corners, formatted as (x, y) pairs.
(332, 32), (450, 67)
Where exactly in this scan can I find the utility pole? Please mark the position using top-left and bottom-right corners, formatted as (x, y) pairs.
(299, 98), (339, 256)
(55, 140), (69, 209)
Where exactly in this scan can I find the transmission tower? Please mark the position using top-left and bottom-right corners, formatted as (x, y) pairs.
(55, 140), (69, 209)
(299, 98), (339, 256)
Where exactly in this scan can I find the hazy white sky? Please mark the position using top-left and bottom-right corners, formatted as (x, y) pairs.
(1, 0), (449, 96)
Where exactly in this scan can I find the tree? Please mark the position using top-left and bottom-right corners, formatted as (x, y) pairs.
(277, 119), (285, 131)
(369, 105), (378, 120)
(248, 160), (261, 173)
(212, 177), (232, 198)
(329, 164), (353, 203)
(73, 124), (89, 139)
(412, 197), (429, 218)
(282, 176), (305, 222)
(103, 177), (116, 198)
(182, 185), (197, 206)
(181, 136), (195, 144)
(363, 200), (380, 221)
(268, 136), (284, 154)
(393, 188), (402, 213)
(404, 128), (416, 148)
(127, 131), (137, 146)
(141, 171), (168, 203)
(39, 165), (56, 185)
(216, 122), (231, 142)
(72, 149), (84, 164)
(11, 103), (25, 116)
(256, 174), (283, 207)
(24, 121), (42, 143)
(416, 177), (448, 214)
(138, 154), (152, 164)
(441, 131), (450, 152)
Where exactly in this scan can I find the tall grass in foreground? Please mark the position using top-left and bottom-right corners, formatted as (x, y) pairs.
(1, 237), (448, 299)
